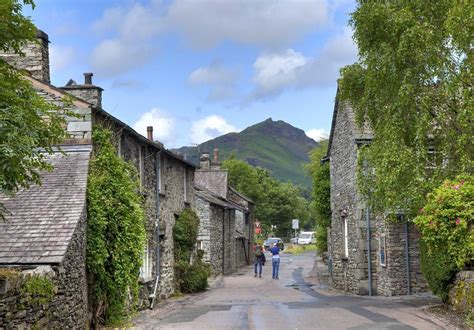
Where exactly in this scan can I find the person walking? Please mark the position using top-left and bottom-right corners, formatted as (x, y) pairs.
(270, 242), (280, 279)
(254, 245), (266, 278)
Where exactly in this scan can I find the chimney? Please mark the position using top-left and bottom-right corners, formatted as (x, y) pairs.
(147, 126), (153, 141)
(60, 72), (103, 108)
(0, 29), (50, 84)
(84, 72), (93, 85)
(199, 153), (211, 170)
(210, 148), (221, 170)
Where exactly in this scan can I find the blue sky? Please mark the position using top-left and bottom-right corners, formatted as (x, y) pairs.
(25, 0), (357, 148)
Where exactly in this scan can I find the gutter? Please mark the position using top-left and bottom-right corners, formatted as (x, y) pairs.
(366, 205), (372, 296)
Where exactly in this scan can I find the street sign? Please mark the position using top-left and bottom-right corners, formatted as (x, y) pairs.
(292, 219), (299, 229)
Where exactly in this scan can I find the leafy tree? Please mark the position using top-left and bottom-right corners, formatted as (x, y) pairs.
(222, 158), (307, 237)
(339, 1), (473, 215)
(0, 0), (67, 217)
(304, 141), (330, 252)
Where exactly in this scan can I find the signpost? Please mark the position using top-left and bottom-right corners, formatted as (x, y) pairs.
(292, 219), (299, 241)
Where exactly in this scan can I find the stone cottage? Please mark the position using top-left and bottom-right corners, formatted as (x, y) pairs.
(194, 150), (254, 276)
(0, 29), (196, 328)
(324, 87), (428, 296)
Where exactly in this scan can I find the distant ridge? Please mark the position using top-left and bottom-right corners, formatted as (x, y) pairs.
(174, 118), (318, 188)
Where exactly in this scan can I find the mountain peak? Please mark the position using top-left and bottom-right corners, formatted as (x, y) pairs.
(174, 119), (318, 188)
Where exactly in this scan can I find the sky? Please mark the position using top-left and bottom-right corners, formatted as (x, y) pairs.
(24, 0), (357, 148)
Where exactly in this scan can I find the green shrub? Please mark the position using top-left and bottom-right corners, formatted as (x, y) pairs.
(315, 225), (328, 253)
(86, 126), (146, 326)
(419, 240), (458, 302)
(414, 175), (473, 301)
(173, 208), (209, 293)
(19, 275), (55, 306)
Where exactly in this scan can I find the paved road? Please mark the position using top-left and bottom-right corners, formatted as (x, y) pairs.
(133, 252), (453, 330)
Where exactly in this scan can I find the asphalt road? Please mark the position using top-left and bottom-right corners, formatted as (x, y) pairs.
(133, 252), (453, 330)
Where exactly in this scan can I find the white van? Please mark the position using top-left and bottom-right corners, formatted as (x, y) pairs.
(298, 231), (316, 245)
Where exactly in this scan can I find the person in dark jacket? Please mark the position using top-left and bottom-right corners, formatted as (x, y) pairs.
(254, 245), (266, 278)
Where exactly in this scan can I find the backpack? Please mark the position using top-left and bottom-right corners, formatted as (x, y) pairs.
(255, 250), (262, 258)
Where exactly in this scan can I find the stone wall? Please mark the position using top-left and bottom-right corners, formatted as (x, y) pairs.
(0, 210), (88, 328)
(0, 30), (50, 83)
(449, 270), (474, 315)
(94, 112), (195, 306)
(210, 207), (225, 275)
(329, 102), (377, 295)
(196, 197), (212, 264)
(375, 221), (428, 296)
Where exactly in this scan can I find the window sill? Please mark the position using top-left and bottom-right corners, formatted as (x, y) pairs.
(341, 257), (348, 262)
(139, 276), (154, 284)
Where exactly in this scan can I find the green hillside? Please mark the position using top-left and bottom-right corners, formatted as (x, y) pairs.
(175, 118), (318, 188)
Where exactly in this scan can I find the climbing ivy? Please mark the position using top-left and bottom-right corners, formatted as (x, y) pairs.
(86, 126), (146, 326)
(173, 208), (210, 293)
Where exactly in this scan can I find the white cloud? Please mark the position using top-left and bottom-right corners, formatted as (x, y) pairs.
(133, 108), (176, 146)
(249, 28), (357, 100)
(306, 128), (329, 142)
(49, 45), (74, 73)
(190, 115), (237, 144)
(188, 61), (239, 101)
(252, 49), (308, 98)
(90, 3), (162, 77)
(90, 39), (158, 77)
(166, 0), (329, 49)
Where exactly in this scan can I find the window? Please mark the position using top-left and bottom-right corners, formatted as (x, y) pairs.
(139, 243), (152, 279)
(245, 212), (250, 225)
(379, 235), (387, 267)
(342, 217), (349, 258)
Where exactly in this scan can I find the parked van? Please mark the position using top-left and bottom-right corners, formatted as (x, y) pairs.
(298, 231), (316, 245)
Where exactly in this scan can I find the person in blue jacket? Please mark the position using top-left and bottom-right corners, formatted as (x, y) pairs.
(269, 243), (280, 279)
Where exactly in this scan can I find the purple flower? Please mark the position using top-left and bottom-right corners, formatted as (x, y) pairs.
(455, 218), (461, 225)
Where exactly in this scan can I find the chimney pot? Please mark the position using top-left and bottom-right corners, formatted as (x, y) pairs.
(147, 126), (153, 141)
(84, 72), (93, 85)
(213, 148), (219, 162)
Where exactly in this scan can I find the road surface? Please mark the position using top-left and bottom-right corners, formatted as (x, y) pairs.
(133, 252), (452, 329)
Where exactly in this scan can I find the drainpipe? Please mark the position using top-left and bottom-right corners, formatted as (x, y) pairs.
(150, 151), (161, 309)
(366, 206), (372, 296)
(363, 158), (373, 297)
(404, 218), (411, 295)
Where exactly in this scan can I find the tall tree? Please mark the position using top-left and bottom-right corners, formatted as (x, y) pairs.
(340, 1), (473, 215)
(0, 1), (67, 217)
(222, 158), (308, 237)
(305, 140), (330, 251)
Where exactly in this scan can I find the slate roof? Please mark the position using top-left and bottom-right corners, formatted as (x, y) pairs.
(0, 149), (90, 265)
(195, 185), (243, 210)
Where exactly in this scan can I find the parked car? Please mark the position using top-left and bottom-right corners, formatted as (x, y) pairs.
(298, 231), (316, 245)
(263, 237), (284, 251)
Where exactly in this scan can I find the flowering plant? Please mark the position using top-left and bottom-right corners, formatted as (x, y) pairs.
(414, 175), (473, 269)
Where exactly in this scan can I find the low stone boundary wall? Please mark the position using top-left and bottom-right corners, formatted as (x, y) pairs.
(449, 269), (474, 315)
(0, 266), (58, 328)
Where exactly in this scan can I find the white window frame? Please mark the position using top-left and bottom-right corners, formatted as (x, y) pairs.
(343, 217), (349, 258)
(139, 243), (152, 279)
